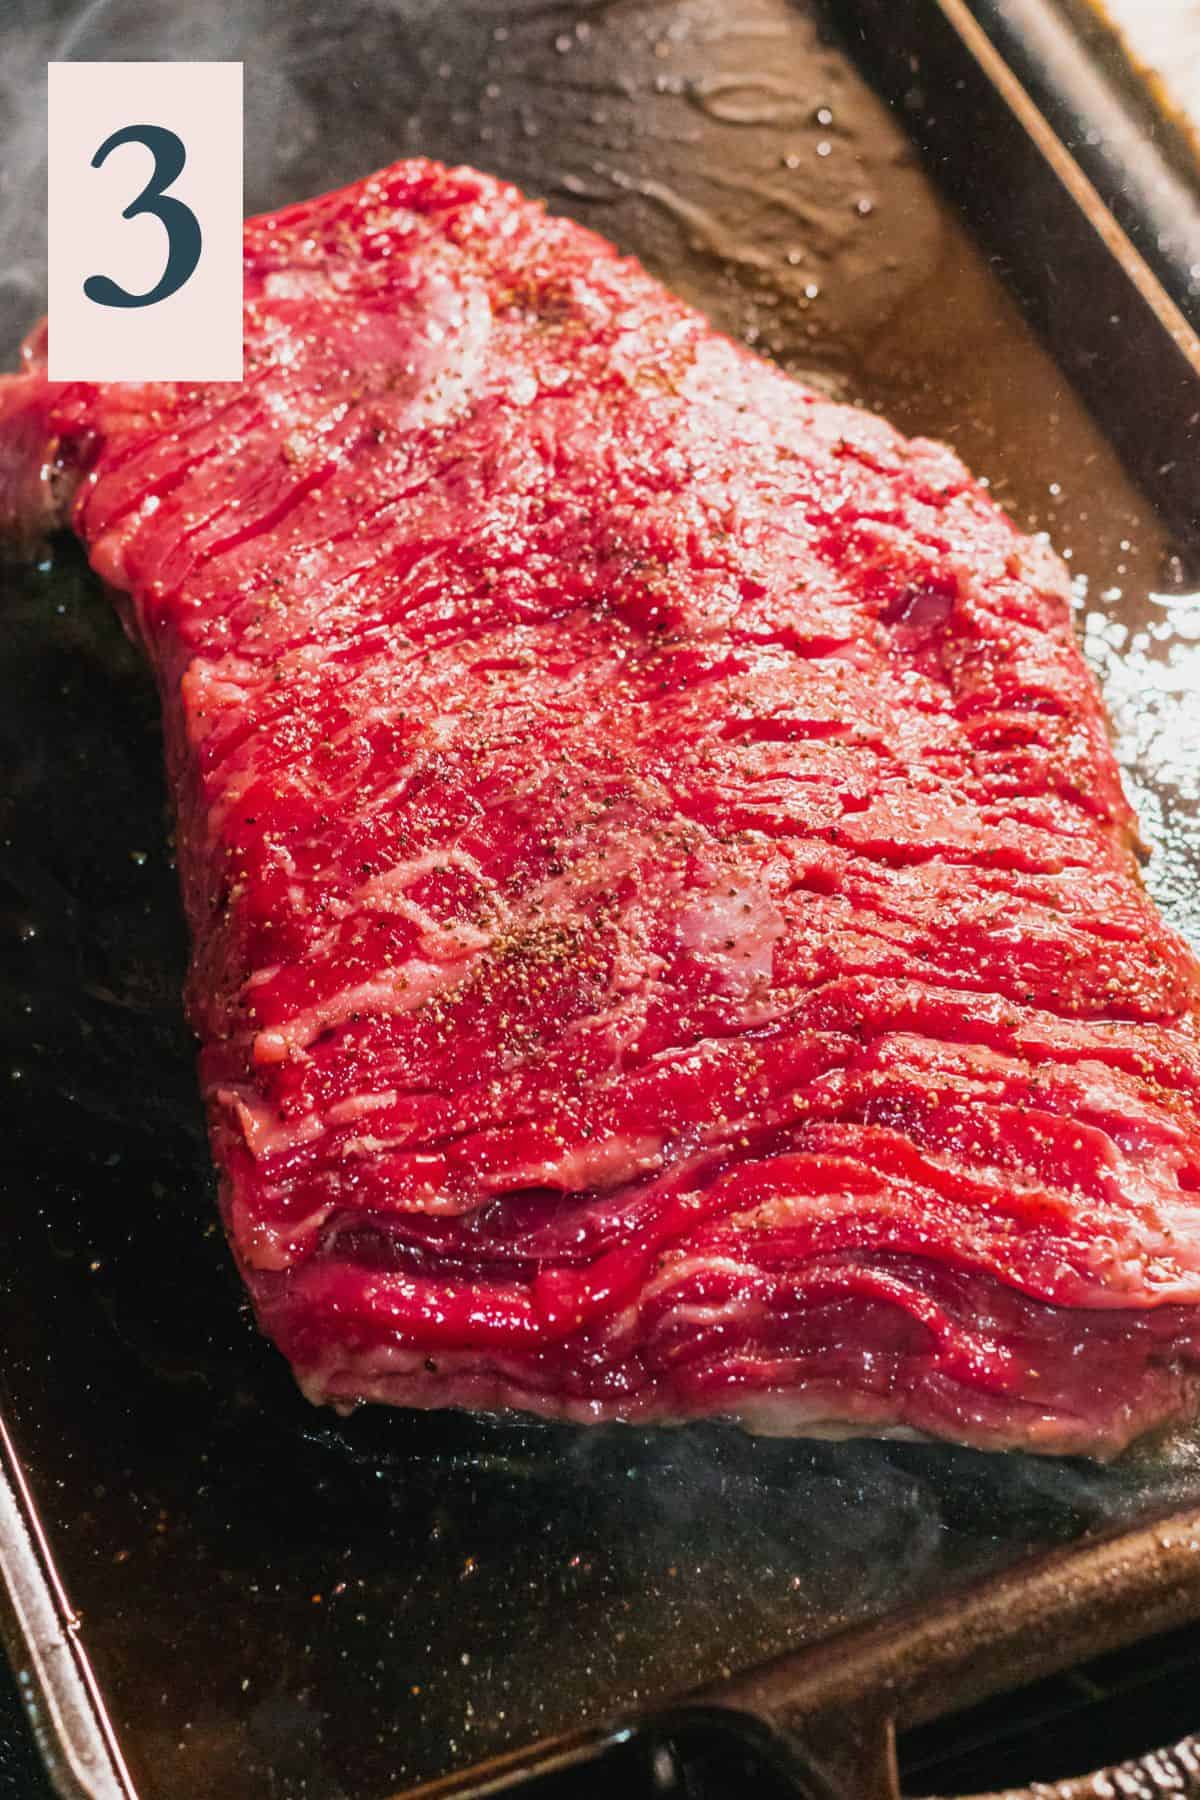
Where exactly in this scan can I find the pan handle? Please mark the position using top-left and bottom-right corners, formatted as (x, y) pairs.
(762, 1712), (1200, 1799)
(702, 1504), (1200, 1800)
(934, 1731), (1200, 1800)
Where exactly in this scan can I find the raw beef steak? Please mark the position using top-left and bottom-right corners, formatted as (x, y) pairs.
(3, 160), (1200, 1455)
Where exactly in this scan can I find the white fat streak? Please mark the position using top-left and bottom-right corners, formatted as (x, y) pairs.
(267, 846), (497, 978)
(238, 1203), (333, 1273)
(638, 1252), (760, 1310)
(245, 831), (677, 1058)
(488, 1132), (667, 1194)
(324, 1089), (400, 1128)
(251, 958), (468, 1061)
(221, 1088), (324, 1159)
(355, 849), (494, 957)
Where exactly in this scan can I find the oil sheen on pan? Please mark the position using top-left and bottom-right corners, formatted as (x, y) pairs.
(2, 159), (1199, 1458)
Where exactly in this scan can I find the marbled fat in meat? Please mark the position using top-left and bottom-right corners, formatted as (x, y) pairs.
(3, 160), (1200, 1455)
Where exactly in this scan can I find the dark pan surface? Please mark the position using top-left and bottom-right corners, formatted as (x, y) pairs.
(2, 2), (1199, 1796)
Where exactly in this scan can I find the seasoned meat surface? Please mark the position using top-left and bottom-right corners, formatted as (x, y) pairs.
(3, 159), (1200, 1454)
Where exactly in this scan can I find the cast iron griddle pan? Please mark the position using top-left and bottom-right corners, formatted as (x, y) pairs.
(2, 1), (1200, 1796)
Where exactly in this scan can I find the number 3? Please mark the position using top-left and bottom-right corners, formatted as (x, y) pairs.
(84, 125), (202, 310)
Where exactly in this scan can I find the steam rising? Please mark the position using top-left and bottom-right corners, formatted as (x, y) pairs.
(294, 1409), (1200, 1785)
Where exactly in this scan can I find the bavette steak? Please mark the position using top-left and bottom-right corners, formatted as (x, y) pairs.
(3, 159), (1200, 1457)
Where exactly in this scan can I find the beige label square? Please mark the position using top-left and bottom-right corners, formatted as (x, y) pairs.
(48, 62), (243, 382)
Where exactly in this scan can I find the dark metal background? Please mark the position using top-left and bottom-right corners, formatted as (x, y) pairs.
(2, 2), (1200, 1797)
